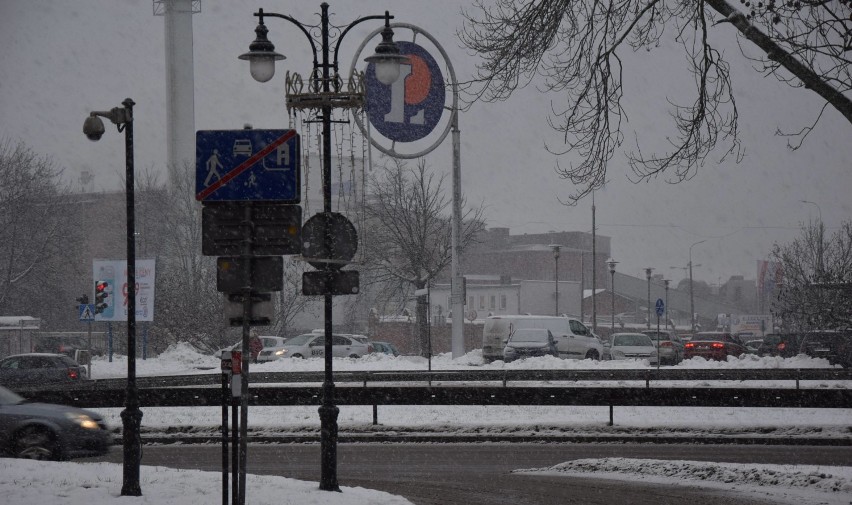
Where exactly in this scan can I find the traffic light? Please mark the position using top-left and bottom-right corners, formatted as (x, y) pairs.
(76, 294), (89, 305)
(94, 280), (109, 314)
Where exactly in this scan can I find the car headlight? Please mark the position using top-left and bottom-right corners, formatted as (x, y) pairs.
(65, 412), (99, 430)
(275, 350), (285, 356)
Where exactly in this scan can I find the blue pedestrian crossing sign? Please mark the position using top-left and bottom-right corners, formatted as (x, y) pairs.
(79, 304), (96, 322)
(195, 129), (301, 202)
(655, 298), (665, 317)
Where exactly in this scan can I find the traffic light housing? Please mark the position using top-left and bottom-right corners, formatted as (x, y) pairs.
(76, 294), (89, 305)
(94, 280), (109, 314)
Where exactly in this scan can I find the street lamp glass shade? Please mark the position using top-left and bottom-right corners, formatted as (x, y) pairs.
(248, 56), (279, 83)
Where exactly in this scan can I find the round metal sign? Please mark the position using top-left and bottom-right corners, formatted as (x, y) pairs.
(365, 41), (445, 143)
(301, 212), (358, 270)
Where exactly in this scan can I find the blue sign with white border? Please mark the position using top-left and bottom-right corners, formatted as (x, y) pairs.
(195, 129), (300, 202)
(79, 304), (95, 322)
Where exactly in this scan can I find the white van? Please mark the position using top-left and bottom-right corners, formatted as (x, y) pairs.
(481, 315), (603, 362)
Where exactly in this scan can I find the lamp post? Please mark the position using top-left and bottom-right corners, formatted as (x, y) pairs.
(240, 4), (406, 492)
(83, 98), (141, 496)
(663, 279), (671, 330)
(645, 267), (654, 329)
(607, 258), (618, 334)
(801, 200), (824, 280)
(550, 245), (561, 316)
(689, 239), (707, 334)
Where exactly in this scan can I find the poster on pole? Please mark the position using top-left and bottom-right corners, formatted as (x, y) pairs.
(92, 259), (156, 322)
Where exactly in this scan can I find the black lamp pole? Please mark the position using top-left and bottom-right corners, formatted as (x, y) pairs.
(84, 98), (141, 496)
(241, 3), (405, 492)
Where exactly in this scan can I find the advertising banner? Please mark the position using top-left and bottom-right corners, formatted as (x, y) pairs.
(92, 259), (156, 322)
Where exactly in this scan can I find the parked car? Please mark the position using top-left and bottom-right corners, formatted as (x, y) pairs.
(798, 330), (852, 367)
(277, 333), (372, 359)
(640, 329), (685, 365)
(482, 315), (603, 362)
(0, 354), (87, 387)
(683, 332), (747, 361)
(743, 339), (764, 354)
(254, 336), (290, 362)
(603, 333), (659, 365)
(757, 333), (802, 358)
(215, 336), (289, 362)
(370, 341), (400, 357)
(502, 328), (559, 362)
(0, 385), (111, 460)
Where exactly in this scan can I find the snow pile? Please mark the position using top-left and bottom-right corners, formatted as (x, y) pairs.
(517, 458), (852, 504)
(89, 341), (842, 379)
(0, 460), (413, 505)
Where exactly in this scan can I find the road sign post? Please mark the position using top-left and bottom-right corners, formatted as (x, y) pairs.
(655, 299), (665, 370)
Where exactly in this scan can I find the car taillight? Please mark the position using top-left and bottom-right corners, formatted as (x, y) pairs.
(685, 343), (694, 349)
(777, 342), (786, 351)
(368, 344), (374, 353)
(68, 368), (79, 380)
(711, 342), (725, 349)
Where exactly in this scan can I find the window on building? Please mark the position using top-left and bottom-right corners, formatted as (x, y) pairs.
(500, 294), (507, 310)
(479, 296), (485, 309)
(489, 295), (496, 309)
(468, 296), (474, 307)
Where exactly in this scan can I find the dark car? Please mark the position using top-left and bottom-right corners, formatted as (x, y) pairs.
(502, 328), (559, 362)
(0, 353), (87, 387)
(0, 385), (111, 460)
(757, 333), (802, 358)
(798, 330), (852, 367)
(683, 332), (747, 361)
(371, 341), (400, 357)
(32, 335), (102, 358)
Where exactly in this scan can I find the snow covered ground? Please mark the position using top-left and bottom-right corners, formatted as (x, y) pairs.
(2, 343), (850, 504)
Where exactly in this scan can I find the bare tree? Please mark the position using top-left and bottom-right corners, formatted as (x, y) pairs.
(0, 140), (82, 321)
(363, 158), (485, 356)
(770, 219), (852, 331)
(459, 0), (852, 202)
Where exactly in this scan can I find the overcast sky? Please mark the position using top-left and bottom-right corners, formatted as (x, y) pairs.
(1, 0), (850, 287)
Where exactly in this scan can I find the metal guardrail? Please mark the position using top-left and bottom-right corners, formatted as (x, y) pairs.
(8, 367), (852, 393)
(7, 368), (852, 412)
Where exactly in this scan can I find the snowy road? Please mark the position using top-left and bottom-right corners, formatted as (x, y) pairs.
(82, 443), (852, 505)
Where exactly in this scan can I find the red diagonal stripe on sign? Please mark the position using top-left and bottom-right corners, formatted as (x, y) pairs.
(197, 130), (296, 201)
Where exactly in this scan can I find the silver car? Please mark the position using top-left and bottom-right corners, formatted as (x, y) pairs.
(641, 329), (685, 365)
(278, 333), (371, 359)
(604, 333), (659, 365)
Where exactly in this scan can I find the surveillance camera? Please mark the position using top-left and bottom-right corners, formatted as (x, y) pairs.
(83, 115), (105, 141)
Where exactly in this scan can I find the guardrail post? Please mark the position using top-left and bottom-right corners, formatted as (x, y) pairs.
(372, 404), (378, 425)
(608, 405), (614, 426)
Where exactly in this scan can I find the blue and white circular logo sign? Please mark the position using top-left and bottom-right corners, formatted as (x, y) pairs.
(365, 41), (445, 143)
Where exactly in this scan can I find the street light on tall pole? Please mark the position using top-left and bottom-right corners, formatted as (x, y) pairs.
(550, 245), (561, 316)
(240, 4), (406, 493)
(83, 98), (141, 496)
(801, 200), (824, 279)
(607, 258), (618, 334)
(663, 279), (671, 330)
(644, 268), (654, 329)
(689, 239), (707, 334)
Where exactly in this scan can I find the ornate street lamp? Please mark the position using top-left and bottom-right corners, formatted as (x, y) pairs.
(550, 245), (561, 316)
(607, 258), (618, 334)
(689, 240), (707, 334)
(83, 98), (141, 497)
(241, 3), (406, 493)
